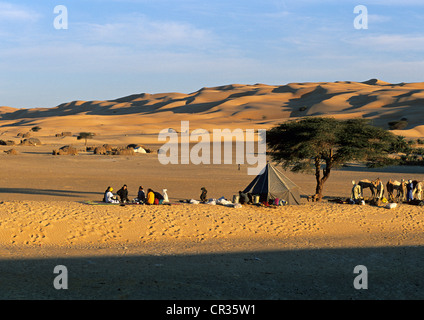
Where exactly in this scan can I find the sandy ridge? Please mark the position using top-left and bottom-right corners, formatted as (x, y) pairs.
(1, 79), (424, 138)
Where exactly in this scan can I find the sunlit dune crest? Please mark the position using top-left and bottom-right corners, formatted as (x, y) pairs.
(1, 79), (424, 138)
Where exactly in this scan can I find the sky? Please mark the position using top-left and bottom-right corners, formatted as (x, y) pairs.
(0, 0), (423, 108)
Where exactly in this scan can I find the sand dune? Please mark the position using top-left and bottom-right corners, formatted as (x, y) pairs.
(1, 79), (424, 139)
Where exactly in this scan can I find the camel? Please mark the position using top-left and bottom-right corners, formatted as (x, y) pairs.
(386, 179), (405, 202)
(358, 178), (383, 200)
(358, 179), (376, 198)
(413, 180), (424, 200)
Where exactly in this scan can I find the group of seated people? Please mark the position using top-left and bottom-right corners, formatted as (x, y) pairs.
(103, 185), (168, 205)
(103, 185), (258, 206)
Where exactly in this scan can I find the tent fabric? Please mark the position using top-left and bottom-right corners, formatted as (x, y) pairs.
(243, 163), (301, 205)
(134, 147), (147, 154)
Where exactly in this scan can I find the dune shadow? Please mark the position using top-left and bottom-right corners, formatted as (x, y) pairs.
(337, 165), (424, 174)
(0, 188), (101, 198)
(227, 89), (262, 99)
(345, 94), (378, 111)
(0, 119), (35, 128)
(1, 246), (423, 299)
(18, 151), (56, 155)
(287, 87), (352, 117)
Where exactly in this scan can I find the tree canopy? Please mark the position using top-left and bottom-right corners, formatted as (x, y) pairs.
(77, 132), (95, 150)
(266, 117), (407, 201)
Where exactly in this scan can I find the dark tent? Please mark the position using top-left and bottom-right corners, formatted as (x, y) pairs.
(243, 163), (301, 205)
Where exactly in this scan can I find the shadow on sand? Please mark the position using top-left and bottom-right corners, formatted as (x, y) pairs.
(0, 188), (101, 198)
(1, 246), (423, 299)
(337, 164), (424, 174)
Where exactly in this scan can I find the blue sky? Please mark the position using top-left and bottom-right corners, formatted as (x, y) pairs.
(0, 0), (423, 108)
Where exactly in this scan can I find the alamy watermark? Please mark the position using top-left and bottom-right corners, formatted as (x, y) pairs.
(354, 5), (368, 30)
(158, 121), (266, 175)
(52, 4), (369, 31)
(53, 265), (68, 290)
(353, 265), (368, 290)
(54, 5), (68, 30)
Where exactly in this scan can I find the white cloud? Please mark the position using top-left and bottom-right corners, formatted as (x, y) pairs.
(368, 14), (391, 24)
(285, 0), (424, 5)
(75, 15), (219, 50)
(0, 2), (40, 22)
(347, 34), (424, 52)
(366, 0), (424, 5)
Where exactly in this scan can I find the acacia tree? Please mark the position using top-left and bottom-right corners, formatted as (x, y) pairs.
(77, 132), (95, 150)
(267, 117), (406, 201)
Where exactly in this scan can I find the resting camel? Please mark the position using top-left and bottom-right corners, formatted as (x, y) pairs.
(386, 179), (405, 202)
(413, 180), (424, 200)
(358, 178), (384, 200)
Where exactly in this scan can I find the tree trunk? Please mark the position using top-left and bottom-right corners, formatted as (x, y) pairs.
(315, 181), (324, 202)
(314, 157), (324, 202)
(314, 151), (333, 202)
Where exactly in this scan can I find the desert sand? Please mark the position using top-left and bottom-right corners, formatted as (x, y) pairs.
(1, 145), (424, 300)
(1, 80), (424, 300)
(1, 199), (424, 300)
